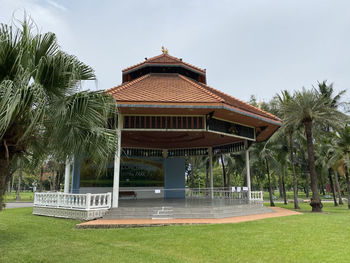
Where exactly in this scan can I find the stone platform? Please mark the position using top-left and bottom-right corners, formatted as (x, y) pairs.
(77, 207), (301, 228)
(103, 198), (269, 220)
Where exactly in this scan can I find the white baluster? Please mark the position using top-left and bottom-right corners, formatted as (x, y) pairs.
(86, 193), (91, 210)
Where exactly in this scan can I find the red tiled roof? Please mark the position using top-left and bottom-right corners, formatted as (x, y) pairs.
(122, 53), (206, 74)
(108, 74), (221, 103)
(107, 73), (281, 123)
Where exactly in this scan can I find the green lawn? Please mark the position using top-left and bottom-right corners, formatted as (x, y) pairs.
(4, 192), (34, 202)
(1, 203), (350, 263)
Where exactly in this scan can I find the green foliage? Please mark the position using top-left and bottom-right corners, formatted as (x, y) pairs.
(0, 17), (118, 205)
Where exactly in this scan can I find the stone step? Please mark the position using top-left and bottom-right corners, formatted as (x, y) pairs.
(103, 204), (269, 219)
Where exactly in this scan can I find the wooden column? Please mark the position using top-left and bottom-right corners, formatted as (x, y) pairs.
(112, 114), (123, 208)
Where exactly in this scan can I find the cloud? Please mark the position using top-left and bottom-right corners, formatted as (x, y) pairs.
(0, 0), (74, 50)
(46, 0), (67, 12)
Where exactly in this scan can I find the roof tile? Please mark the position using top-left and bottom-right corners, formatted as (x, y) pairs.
(107, 73), (281, 122)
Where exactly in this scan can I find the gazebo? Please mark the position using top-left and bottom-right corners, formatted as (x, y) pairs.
(33, 49), (281, 220)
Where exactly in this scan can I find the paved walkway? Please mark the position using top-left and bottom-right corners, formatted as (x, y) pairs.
(5, 202), (33, 209)
(76, 207), (301, 229)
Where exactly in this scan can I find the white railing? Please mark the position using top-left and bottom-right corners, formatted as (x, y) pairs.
(250, 191), (263, 201)
(186, 188), (249, 200)
(34, 192), (112, 210)
(186, 188), (263, 201)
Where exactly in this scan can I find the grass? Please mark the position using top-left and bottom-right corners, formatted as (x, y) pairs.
(4, 192), (34, 202)
(1, 203), (350, 263)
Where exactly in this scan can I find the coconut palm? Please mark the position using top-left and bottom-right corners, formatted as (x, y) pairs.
(332, 126), (350, 209)
(276, 90), (300, 209)
(315, 136), (338, 206)
(317, 81), (347, 205)
(250, 141), (275, 206)
(0, 19), (117, 210)
(281, 88), (347, 212)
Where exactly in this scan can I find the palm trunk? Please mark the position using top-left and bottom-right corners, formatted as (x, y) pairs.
(282, 168), (287, 204)
(0, 159), (10, 211)
(16, 167), (22, 201)
(265, 157), (275, 207)
(345, 165), (350, 210)
(305, 171), (310, 198)
(304, 121), (322, 212)
(289, 133), (300, 209)
(334, 171), (343, 205)
(278, 173), (283, 200)
(55, 169), (63, 191)
(220, 155), (226, 188)
(50, 169), (55, 191)
(39, 167), (44, 192)
(227, 170), (231, 197)
(227, 170), (231, 188)
(0, 144), (13, 210)
(328, 169), (338, 206)
(7, 179), (11, 194)
(320, 177), (326, 196)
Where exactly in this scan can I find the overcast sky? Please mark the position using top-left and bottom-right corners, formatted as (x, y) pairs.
(1, 0), (349, 102)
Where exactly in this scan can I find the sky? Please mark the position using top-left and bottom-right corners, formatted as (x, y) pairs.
(1, 0), (349, 103)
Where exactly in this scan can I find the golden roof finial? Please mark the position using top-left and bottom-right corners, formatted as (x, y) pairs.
(161, 46), (168, 55)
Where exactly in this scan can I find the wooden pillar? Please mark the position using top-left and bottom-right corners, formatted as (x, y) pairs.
(246, 148), (251, 201)
(112, 114), (123, 208)
(209, 147), (214, 199)
(64, 157), (71, 193)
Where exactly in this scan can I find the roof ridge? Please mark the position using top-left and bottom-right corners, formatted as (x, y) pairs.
(199, 83), (281, 121)
(106, 74), (151, 95)
(122, 53), (206, 73)
(163, 54), (206, 73)
(178, 75), (224, 102)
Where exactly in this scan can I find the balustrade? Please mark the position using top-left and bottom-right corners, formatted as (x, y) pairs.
(34, 192), (112, 210)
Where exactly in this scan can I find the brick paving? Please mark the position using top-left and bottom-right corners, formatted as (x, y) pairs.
(76, 207), (301, 229)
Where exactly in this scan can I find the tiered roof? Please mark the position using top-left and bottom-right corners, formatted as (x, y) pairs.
(108, 53), (280, 124)
(106, 52), (281, 143)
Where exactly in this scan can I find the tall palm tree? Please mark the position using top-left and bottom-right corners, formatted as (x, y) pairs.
(317, 81), (347, 206)
(251, 141), (275, 206)
(276, 90), (300, 209)
(282, 88), (347, 212)
(332, 126), (350, 209)
(315, 137), (338, 206)
(0, 18), (117, 210)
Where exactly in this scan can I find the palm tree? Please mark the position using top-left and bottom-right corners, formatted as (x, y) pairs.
(315, 137), (338, 206)
(332, 126), (350, 209)
(251, 142), (275, 206)
(317, 81), (347, 206)
(276, 90), (300, 209)
(282, 88), (347, 212)
(0, 18), (117, 210)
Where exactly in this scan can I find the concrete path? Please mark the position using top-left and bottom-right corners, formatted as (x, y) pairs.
(5, 202), (33, 209)
(76, 207), (301, 229)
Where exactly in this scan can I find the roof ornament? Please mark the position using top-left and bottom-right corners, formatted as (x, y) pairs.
(161, 46), (168, 55)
